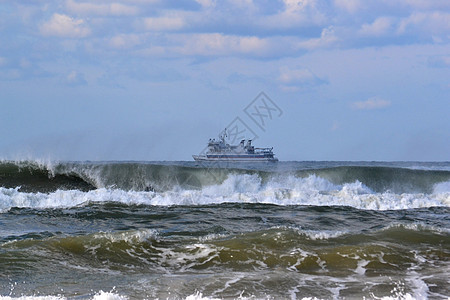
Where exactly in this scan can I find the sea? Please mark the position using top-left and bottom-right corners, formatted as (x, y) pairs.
(0, 160), (449, 300)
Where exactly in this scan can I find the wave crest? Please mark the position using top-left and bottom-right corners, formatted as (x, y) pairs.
(1, 173), (448, 211)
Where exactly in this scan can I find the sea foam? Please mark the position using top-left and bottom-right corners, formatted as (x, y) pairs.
(0, 174), (448, 212)
(0, 291), (128, 300)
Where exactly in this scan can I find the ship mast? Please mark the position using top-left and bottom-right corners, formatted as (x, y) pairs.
(220, 128), (227, 143)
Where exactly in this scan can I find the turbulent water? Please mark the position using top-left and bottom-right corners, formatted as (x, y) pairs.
(0, 160), (449, 300)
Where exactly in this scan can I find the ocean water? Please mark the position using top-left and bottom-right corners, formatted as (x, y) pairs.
(0, 160), (449, 299)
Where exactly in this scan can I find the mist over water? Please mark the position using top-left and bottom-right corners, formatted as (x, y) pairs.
(0, 160), (449, 299)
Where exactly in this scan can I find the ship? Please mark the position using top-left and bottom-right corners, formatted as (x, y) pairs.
(193, 129), (278, 162)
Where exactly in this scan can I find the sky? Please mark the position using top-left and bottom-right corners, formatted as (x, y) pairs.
(0, 0), (449, 161)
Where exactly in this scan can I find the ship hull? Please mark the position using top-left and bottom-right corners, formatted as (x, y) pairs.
(192, 155), (278, 162)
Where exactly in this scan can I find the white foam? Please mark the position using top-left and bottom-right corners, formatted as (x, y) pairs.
(185, 291), (274, 300)
(0, 292), (127, 300)
(355, 259), (368, 275)
(93, 229), (158, 244)
(0, 297), (64, 300)
(303, 230), (345, 240)
(184, 291), (269, 300)
(407, 275), (429, 300)
(288, 227), (347, 240)
(91, 291), (127, 300)
(406, 165), (450, 171)
(433, 180), (450, 193)
(185, 292), (219, 300)
(383, 223), (450, 235)
(373, 293), (415, 300)
(198, 233), (228, 242)
(1, 174), (449, 212)
(156, 243), (220, 272)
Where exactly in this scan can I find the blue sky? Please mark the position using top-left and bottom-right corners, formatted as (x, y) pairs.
(0, 0), (449, 161)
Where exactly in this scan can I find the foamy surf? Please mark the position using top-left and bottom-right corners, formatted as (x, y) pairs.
(1, 173), (449, 212)
(0, 291), (127, 300)
(0, 290), (427, 300)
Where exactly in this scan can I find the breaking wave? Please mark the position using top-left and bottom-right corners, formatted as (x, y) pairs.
(1, 160), (449, 193)
(1, 172), (449, 212)
(0, 160), (449, 212)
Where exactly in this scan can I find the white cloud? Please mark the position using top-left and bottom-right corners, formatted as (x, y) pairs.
(279, 67), (315, 84)
(136, 33), (319, 59)
(278, 66), (326, 91)
(262, 0), (326, 29)
(66, 70), (87, 86)
(66, 0), (139, 16)
(40, 13), (91, 38)
(143, 16), (185, 31)
(397, 11), (450, 36)
(399, 0), (450, 10)
(228, 0), (255, 10)
(352, 97), (391, 110)
(136, 46), (166, 56)
(135, 34), (294, 58)
(176, 33), (269, 56)
(334, 0), (361, 13)
(359, 17), (393, 36)
(195, 0), (216, 8)
(283, 0), (308, 14)
(109, 34), (142, 49)
(297, 26), (338, 50)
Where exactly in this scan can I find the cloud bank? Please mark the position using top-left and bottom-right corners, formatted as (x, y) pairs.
(0, 0), (449, 161)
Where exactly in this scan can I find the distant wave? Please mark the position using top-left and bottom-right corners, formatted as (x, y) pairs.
(1, 174), (449, 212)
(1, 160), (449, 194)
(306, 166), (450, 194)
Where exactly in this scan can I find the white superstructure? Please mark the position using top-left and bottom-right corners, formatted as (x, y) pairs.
(193, 129), (278, 162)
